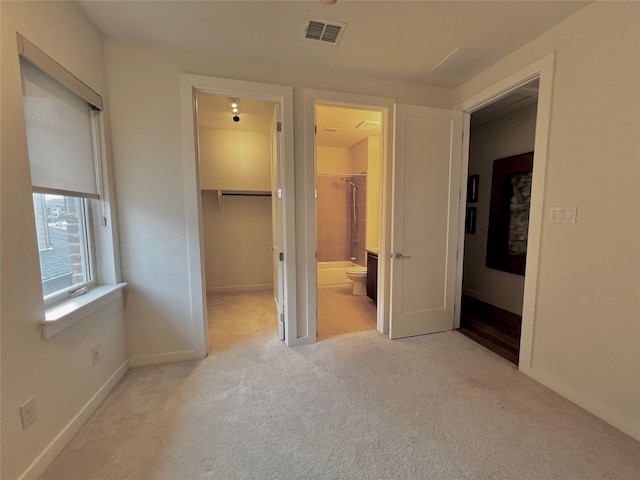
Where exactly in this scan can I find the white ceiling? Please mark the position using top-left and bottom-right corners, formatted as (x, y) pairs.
(196, 93), (380, 148)
(471, 79), (540, 127)
(317, 105), (381, 148)
(197, 93), (276, 133)
(77, 1), (589, 88)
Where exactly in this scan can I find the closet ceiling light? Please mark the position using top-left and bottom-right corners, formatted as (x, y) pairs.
(228, 98), (241, 122)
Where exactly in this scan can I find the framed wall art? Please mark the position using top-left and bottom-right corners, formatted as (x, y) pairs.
(467, 174), (479, 203)
(466, 207), (477, 234)
(486, 152), (534, 276)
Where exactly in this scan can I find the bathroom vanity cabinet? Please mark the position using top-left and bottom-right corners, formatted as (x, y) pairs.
(366, 251), (378, 303)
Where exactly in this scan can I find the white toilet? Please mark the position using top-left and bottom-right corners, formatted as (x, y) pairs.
(345, 266), (367, 296)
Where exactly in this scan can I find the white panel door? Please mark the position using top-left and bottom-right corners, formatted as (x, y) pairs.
(271, 106), (285, 341)
(389, 105), (463, 339)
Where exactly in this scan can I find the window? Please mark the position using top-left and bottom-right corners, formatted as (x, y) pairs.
(18, 35), (104, 305)
(33, 193), (93, 300)
(17, 34), (124, 338)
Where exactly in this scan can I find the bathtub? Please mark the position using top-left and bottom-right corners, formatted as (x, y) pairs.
(317, 260), (364, 286)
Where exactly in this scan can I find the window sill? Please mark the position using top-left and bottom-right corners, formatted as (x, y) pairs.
(41, 283), (127, 339)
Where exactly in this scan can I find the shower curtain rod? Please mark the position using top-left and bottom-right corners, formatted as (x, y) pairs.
(317, 173), (366, 177)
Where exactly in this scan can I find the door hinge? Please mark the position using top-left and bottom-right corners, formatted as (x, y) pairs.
(101, 216), (107, 227)
(277, 121), (282, 132)
(280, 312), (285, 323)
(315, 125), (317, 134)
(279, 252), (284, 261)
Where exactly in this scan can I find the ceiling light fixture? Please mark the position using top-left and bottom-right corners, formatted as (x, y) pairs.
(229, 98), (240, 123)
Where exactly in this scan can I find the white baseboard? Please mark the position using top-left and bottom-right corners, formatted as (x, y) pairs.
(521, 365), (640, 441)
(206, 284), (272, 294)
(129, 349), (200, 367)
(462, 288), (523, 315)
(287, 335), (316, 347)
(18, 360), (130, 480)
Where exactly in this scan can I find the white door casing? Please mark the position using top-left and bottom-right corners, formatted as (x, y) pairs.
(180, 74), (297, 353)
(270, 106), (285, 340)
(389, 105), (463, 339)
(454, 53), (555, 369)
(303, 89), (396, 343)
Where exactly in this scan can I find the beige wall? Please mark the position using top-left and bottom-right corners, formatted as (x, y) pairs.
(351, 138), (368, 173)
(202, 192), (273, 291)
(350, 139), (368, 264)
(4, 3), (637, 478)
(316, 147), (353, 262)
(366, 137), (381, 252)
(199, 127), (274, 291)
(0, 2), (127, 479)
(316, 176), (352, 262)
(316, 139), (380, 265)
(100, 0), (638, 441)
(317, 146), (351, 174)
(456, 2), (640, 439)
(103, 38), (453, 363)
(199, 128), (271, 192)
(463, 103), (537, 314)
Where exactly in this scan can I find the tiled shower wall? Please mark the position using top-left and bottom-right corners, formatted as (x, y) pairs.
(317, 176), (351, 262)
(316, 175), (367, 265)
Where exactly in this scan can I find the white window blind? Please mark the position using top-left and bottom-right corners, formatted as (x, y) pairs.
(20, 58), (99, 199)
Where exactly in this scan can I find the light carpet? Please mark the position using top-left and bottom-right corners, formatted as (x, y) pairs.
(40, 291), (639, 479)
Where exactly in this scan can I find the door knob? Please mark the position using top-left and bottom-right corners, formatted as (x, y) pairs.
(393, 253), (411, 259)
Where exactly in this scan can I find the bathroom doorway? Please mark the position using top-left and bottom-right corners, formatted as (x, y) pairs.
(457, 79), (540, 364)
(314, 104), (383, 341)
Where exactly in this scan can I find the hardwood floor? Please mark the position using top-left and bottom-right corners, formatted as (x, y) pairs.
(457, 295), (522, 365)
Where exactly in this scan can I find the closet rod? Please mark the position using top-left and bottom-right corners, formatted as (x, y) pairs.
(317, 173), (366, 177)
(217, 190), (271, 197)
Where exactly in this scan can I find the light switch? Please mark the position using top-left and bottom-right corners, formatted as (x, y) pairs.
(549, 206), (577, 224)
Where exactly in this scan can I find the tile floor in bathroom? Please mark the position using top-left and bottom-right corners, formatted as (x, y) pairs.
(317, 285), (377, 341)
(206, 285), (377, 349)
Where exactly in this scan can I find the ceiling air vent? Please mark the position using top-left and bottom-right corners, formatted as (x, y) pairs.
(355, 120), (380, 130)
(304, 19), (347, 46)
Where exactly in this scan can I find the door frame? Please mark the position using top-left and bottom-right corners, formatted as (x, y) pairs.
(303, 89), (395, 341)
(453, 53), (555, 370)
(179, 74), (297, 353)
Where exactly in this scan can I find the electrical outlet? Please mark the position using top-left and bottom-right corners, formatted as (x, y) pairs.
(20, 396), (37, 429)
(91, 344), (100, 365)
